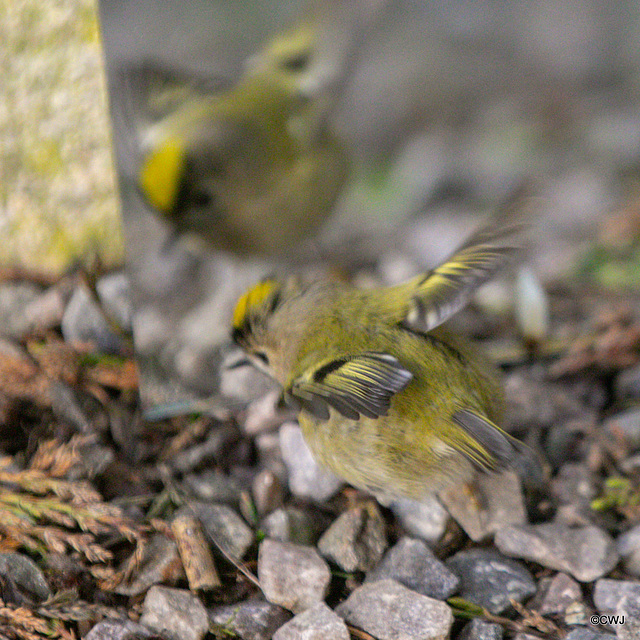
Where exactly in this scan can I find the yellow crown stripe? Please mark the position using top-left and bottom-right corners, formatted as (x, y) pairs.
(139, 136), (186, 213)
(232, 280), (279, 329)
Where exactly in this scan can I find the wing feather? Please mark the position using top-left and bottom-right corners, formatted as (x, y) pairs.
(284, 352), (413, 421)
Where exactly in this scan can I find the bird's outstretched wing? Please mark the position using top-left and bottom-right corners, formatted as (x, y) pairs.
(401, 184), (532, 334)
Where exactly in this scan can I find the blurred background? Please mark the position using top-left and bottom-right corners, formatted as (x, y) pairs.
(5, 0), (640, 413)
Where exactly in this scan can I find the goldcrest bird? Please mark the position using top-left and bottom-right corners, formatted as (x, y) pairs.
(136, 17), (349, 256)
(231, 216), (532, 501)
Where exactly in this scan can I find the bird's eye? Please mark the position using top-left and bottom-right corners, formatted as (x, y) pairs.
(191, 189), (213, 208)
(254, 351), (269, 366)
(281, 50), (311, 73)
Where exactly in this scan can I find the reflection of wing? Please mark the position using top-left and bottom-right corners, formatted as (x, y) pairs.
(284, 352), (413, 421)
(402, 185), (531, 333)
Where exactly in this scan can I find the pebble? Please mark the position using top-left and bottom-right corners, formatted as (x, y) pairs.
(564, 601), (591, 626)
(169, 424), (241, 474)
(336, 579), (453, 640)
(258, 539), (331, 613)
(279, 423), (343, 501)
(389, 496), (449, 544)
(602, 408), (640, 453)
(616, 524), (640, 577)
(0, 282), (43, 339)
(0, 553), (51, 604)
(184, 502), (254, 560)
(615, 364), (640, 402)
(620, 453), (640, 475)
(544, 419), (592, 470)
(550, 463), (598, 511)
(22, 283), (70, 335)
(139, 586), (208, 640)
(272, 602), (349, 640)
(564, 630), (616, 640)
(61, 285), (124, 353)
(84, 619), (156, 640)
(495, 522), (619, 582)
(209, 600), (291, 640)
(261, 507), (330, 545)
(446, 548), (536, 614)
(318, 503), (387, 572)
(458, 618), (504, 640)
(252, 468), (285, 516)
(182, 470), (243, 504)
(537, 572), (583, 616)
(255, 431), (287, 479)
(366, 536), (459, 600)
(114, 534), (183, 596)
(504, 371), (576, 430)
(593, 579), (640, 615)
(439, 471), (526, 541)
(96, 272), (132, 331)
(616, 594), (640, 640)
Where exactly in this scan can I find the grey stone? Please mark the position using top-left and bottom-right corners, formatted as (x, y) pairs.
(0, 282), (43, 339)
(115, 534), (183, 596)
(620, 454), (640, 475)
(272, 602), (349, 640)
(252, 469), (284, 516)
(389, 496), (449, 544)
(169, 424), (241, 474)
(593, 579), (640, 614)
(97, 272), (132, 331)
(504, 371), (582, 430)
(544, 419), (593, 470)
(258, 539), (331, 613)
(458, 618), (503, 640)
(615, 364), (640, 402)
(279, 423), (343, 501)
(182, 470), (243, 504)
(186, 502), (254, 559)
(587, 110), (640, 166)
(21, 284), (69, 335)
(539, 572), (583, 616)
(446, 548), (536, 614)
(602, 408), (640, 452)
(261, 507), (330, 546)
(318, 504), (387, 572)
(140, 586), (208, 640)
(439, 471), (526, 541)
(335, 579), (453, 640)
(551, 463), (598, 506)
(550, 463), (599, 526)
(564, 601), (591, 626)
(366, 537), (459, 600)
(46, 380), (93, 433)
(0, 553), (51, 604)
(61, 285), (124, 353)
(564, 630), (616, 640)
(256, 431), (287, 479)
(495, 523), (619, 582)
(617, 594), (640, 640)
(84, 619), (156, 640)
(209, 600), (291, 640)
(617, 524), (640, 577)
